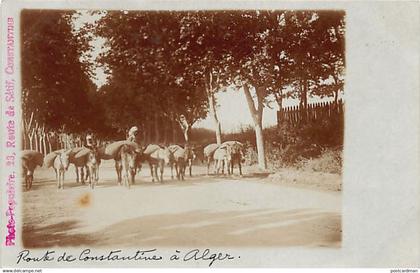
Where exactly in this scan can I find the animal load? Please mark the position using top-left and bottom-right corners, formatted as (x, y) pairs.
(74, 147), (91, 159)
(168, 144), (183, 154)
(220, 141), (243, 148)
(172, 148), (186, 160)
(203, 143), (219, 157)
(21, 150), (44, 167)
(98, 145), (114, 160)
(104, 140), (140, 158)
(43, 149), (65, 168)
(143, 144), (162, 155)
(67, 147), (84, 162)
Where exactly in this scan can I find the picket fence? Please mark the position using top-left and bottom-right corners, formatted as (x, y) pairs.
(277, 100), (344, 125)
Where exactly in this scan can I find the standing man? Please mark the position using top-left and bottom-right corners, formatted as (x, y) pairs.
(85, 133), (96, 149)
(127, 126), (140, 144)
(127, 126), (142, 173)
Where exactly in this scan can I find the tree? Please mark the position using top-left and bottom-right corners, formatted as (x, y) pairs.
(95, 11), (209, 143)
(21, 10), (96, 133)
(176, 11), (236, 145)
(278, 11), (345, 109)
(227, 10), (286, 170)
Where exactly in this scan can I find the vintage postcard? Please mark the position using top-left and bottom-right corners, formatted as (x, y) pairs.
(1, 0), (419, 269)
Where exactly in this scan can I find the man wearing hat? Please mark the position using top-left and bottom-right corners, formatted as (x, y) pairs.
(127, 126), (142, 172)
(127, 126), (140, 143)
(85, 133), (96, 148)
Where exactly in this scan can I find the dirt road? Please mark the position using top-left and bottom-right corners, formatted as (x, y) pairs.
(22, 160), (341, 248)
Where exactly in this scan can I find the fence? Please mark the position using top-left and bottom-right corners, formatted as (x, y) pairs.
(277, 100), (344, 126)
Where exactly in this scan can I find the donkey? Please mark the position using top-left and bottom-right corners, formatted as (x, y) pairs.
(67, 147), (86, 183)
(53, 151), (70, 189)
(168, 145), (183, 180)
(185, 144), (196, 177)
(86, 147), (101, 189)
(168, 144), (192, 181)
(203, 143), (220, 175)
(213, 146), (229, 175)
(21, 150), (44, 190)
(225, 142), (245, 176)
(115, 144), (137, 188)
(142, 144), (173, 183)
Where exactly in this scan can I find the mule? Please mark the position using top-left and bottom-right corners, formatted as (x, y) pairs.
(225, 142), (245, 176)
(213, 146), (229, 175)
(53, 151), (70, 189)
(115, 144), (137, 188)
(203, 143), (220, 175)
(185, 144), (196, 177)
(168, 144), (192, 181)
(168, 145), (183, 180)
(142, 144), (173, 183)
(21, 150), (44, 190)
(67, 147), (87, 183)
(86, 147), (101, 189)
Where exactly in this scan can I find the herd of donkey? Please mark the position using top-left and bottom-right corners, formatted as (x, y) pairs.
(20, 140), (246, 190)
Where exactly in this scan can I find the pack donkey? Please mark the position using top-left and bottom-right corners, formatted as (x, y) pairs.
(223, 141), (245, 176)
(53, 150), (70, 189)
(168, 144), (195, 180)
(115, 144), (137, 188)
(21, 150), (44, 190)
(142, 144), (173, 183)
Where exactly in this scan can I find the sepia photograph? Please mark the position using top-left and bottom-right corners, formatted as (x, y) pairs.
(19, 9), (345, 249)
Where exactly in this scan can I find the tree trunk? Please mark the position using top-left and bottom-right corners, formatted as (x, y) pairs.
(334, 90), (339, 105)
(46, 133), (52, 154)
(206, 72), (222, 145)
(183, 127), (190, 144)
(162, 118), (168, 145)
(146, 119), (153, 143)
(171, 114), (177, 144)
(243, 84), (267, 170)
(178, 116), (190, 144)
(300, 79), (308, 123)
(275, 90), (283, 126)
(208, 91), (222, 145)
(332, 74), (339, 105)
(154, 112), (160, 143)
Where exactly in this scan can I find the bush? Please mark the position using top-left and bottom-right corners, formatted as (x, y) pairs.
(197, 116), (344, 173)
(296, 147), (342, 174)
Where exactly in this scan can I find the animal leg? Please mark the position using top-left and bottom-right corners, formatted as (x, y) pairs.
(115, 161), (122, 185)
(159, 163), (164, 183)
(81, 167), (86, 184)
(56, 169), (60, 189)
(221, 160), (225, 175)
(149, 163), (155, 182)
(84, 166), (89, 181)
(181, 163), (185, 181)
(75, 166), (79, 183)
(88, 166), (93, 188)
(62, 171), (65, 189)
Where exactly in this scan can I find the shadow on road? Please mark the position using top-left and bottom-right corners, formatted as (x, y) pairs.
(23, 220), (97, 248)
(23, 208), (341, 248)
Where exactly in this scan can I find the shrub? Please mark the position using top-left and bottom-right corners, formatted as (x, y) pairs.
(296, 147), (343, 174)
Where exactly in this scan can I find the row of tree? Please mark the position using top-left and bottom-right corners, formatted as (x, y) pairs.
(22, 10), (345, 169)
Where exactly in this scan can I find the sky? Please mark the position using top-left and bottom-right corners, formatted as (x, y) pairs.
(72, 10), (341, 133)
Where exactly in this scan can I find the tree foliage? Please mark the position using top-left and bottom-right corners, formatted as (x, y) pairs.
(21, 10), (97, 133)
(22, 9), (345, 145)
